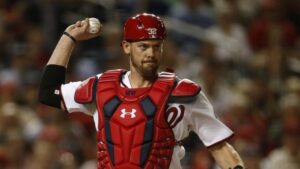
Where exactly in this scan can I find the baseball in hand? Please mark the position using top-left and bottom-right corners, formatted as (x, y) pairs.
(88, 17), (101, 34)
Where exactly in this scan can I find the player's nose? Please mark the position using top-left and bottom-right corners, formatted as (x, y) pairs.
(146, 47), (155, 58)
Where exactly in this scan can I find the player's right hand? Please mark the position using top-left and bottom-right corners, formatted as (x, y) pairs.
(64, 18), (102, 41)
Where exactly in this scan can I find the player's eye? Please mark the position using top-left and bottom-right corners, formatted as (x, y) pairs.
(153, 45), (161, 50)
(139, 44), (148, 50)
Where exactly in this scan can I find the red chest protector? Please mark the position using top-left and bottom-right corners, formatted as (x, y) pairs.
(74, 69), (201, 169)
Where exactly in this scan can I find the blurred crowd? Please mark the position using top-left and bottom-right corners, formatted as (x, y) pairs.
(0, 0), (299, 168)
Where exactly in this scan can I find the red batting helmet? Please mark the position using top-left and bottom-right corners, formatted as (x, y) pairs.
(123, 13), (166, 41)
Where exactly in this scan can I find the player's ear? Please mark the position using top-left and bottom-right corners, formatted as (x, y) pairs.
(122, 41), (131, 55)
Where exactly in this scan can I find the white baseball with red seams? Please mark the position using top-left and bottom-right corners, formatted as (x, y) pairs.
(88, 17), (101, 34)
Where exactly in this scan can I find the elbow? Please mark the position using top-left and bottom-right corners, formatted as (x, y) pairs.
(38, 88), (48, 105)
(38, 65), (66, 108)
(38, 86), (62, 109)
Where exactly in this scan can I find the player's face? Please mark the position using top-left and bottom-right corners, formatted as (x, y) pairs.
(123, 40), (163, 78)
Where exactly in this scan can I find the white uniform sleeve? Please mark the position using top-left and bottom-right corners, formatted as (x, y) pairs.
(60, 81), (94, 116)
(186, 91), (233, 147)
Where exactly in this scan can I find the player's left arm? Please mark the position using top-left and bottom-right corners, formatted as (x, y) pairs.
(170, 79), (245, 168)
(208, 141), (245, 169)
(182, 90), (245, 169)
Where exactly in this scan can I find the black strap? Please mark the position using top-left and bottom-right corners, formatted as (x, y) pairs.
(63, 32), (77, 43)
(230, 165), (245, 169)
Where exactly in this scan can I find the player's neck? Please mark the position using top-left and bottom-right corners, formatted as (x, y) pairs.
(128, 70), (156, 88)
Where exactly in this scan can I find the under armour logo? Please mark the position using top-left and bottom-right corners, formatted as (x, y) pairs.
(120, 108), (136, 118)
(146, 28), (157, 38)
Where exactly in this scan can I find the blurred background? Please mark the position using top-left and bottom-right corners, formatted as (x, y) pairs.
(0, 0), (299, 168)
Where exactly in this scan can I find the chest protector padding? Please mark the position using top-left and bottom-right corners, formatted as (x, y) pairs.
(95, 70), (176, 169)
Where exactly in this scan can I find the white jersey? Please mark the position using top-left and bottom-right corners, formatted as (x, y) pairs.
(60, 71), (233, 169)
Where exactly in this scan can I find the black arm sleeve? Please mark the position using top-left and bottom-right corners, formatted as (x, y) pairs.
(38, 65), (66, 108)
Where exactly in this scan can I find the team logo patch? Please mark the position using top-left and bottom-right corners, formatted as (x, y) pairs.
(137, 22), (144, 29)
(120, 108), (136, 118)
(146, 28), (157, 38)
(166, 105), (185, 128)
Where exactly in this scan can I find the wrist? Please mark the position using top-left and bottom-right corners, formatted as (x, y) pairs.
(63, 32), (77, 43)
(230, 165), (245, 169)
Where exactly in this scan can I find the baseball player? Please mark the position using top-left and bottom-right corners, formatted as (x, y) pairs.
(39, 13), (245, 169)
